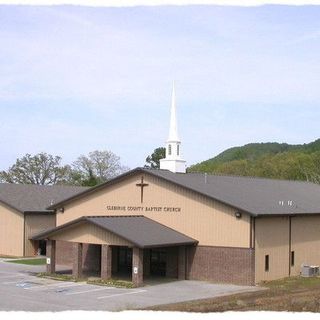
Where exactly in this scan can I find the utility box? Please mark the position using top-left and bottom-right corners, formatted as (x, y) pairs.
(301, 265), (319, 277)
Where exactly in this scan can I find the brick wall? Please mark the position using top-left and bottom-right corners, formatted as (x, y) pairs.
(82, 244), (101, 272)
(187, 245), (255, 285)
(55, 242), (255, 285)
(56, 240), (101, 273)
(56, 240), (73, 266)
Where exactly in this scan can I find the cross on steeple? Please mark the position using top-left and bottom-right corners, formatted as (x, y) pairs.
(136, 176), (149, 203)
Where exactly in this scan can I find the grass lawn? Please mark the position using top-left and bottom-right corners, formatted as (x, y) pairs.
(146, 276), (320, 312)
(7, 258), (46, 265)
(37, 272), (79, 282)
(37, 273), (135, 288)
(88, 278), (135, 288)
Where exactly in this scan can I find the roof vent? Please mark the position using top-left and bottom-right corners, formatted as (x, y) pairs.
(204, 173), (208, 184)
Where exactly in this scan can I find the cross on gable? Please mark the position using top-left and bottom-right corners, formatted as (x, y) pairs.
(136, 176), (149, 203)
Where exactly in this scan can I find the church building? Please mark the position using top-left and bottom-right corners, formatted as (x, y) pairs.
(2, 86), (320, 287)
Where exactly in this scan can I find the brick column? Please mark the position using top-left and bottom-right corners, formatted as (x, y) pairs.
(112, 246), (118, 274)
(101, 245), (112, 280)
(46, 240), (56, 274)
(132, 247), (143, 287)
(143, 249), (151, 277)
(178, 246), (186, 280)
(72, 243), (83, 278)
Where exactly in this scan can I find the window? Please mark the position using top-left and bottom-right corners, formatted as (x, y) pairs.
(177, 144), (180, 156)
(291, 251), (295, 267)
(168, 144), (172, 155)
(265, 255), (269, 272)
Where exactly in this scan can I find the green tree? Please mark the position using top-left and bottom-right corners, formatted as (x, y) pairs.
(0, 153), (69, 185)
(145, 147), (166, 169)
(217, 159), (252, 176)
(188, 138), (320, 184)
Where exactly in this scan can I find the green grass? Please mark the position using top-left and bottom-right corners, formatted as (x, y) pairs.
(7, 258), (46, 265)
(87, 278), (135, 288)
(37, 272), (81, 282)
(37, 273), (134, 288)
(262, 276), (320, 291)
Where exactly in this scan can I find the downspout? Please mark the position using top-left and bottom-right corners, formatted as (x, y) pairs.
(250, 216), (256, 249)
(23, 213), (26, 257)
(250, 216), (256, 285)
(253, 217), (256, 249)
(288, 216), (292, 277)
(249, 216), (252, 248)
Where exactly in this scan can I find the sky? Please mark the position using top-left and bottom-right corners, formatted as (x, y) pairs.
(1, 4), (320, 170)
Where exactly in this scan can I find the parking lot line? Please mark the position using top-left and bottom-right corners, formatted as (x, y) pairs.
(2, 279), (31, 284)
(97, 289), (146, 299)
(65, 287), (115, 295)
(55, 282), (86, 288)
(25, 281), (84, 290)
(0, 274), (26, 279)
(0, 272), (15, 275)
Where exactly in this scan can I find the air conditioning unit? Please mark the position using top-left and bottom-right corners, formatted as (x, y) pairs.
(301, 265), (319, 277)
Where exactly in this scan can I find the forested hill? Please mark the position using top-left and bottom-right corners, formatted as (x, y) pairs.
(188, 139), (320, 184)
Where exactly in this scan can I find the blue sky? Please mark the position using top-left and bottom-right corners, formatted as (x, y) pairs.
(1, 4), (320, 170)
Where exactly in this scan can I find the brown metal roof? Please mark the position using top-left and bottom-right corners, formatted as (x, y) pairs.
(32, 215), (198, 248)
(0, 183), (89, 213)
(47, 167), (320, 216)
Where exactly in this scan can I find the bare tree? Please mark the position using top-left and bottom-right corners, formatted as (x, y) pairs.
(71, 150), (129, 186)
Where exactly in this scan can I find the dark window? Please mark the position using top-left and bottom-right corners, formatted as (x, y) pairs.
(38, 240), (46, 255)
(168, 144), (172, 155)
(291, 251), (295, 266)
(265, 255), (269, 272)
(118, 247), (132, 274)
(177, 144), (180, 156)
(150, 249), (166, 276)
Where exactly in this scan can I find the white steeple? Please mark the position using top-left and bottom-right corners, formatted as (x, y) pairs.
(168, 82), (179, 141)
(160, 83), (186, 173)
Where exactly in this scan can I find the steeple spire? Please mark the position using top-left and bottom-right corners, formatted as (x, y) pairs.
(168, 82), (179, 141)
(160, 82), (186, 173)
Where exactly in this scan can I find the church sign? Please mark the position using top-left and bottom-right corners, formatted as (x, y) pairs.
(105, 175), (181, 212)
(106, 205), (181, 212)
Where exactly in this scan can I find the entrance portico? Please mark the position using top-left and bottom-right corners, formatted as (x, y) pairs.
(34, 215), (197, 287)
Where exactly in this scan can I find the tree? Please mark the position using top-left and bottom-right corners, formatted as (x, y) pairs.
(0, 153), (69, 185)
(145, 147), (166, 169)
(70, 150), (129, 186)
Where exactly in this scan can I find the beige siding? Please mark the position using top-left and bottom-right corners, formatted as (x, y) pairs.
(57, 173), (251, 248)
(0, 203), (24, 256)
(255, 216), (290, 282)
(50, 221), (132, 246)
(24, 213), (56, 256)
(291, 215), (320, 276)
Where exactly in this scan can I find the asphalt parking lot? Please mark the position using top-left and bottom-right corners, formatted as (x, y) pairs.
(0, 258), (261, 311)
